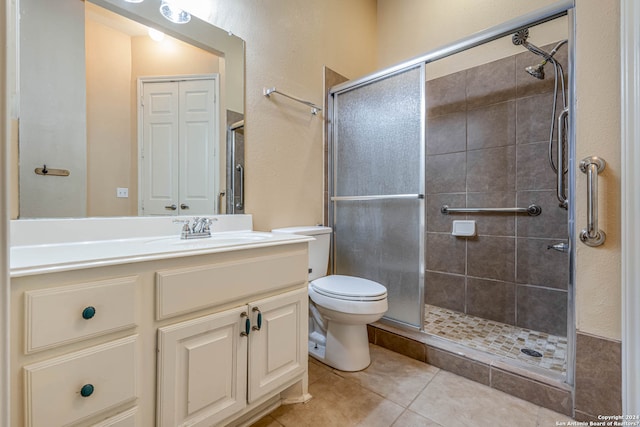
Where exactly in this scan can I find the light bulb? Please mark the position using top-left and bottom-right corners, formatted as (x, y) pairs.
(159, 0), (191, 24)
(148, 28), (165, 42)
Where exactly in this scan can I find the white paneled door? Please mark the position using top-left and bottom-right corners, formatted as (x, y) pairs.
(140, 77), (218, 216)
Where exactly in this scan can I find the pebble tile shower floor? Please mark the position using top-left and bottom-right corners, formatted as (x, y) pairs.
(423, 304), (567, 375)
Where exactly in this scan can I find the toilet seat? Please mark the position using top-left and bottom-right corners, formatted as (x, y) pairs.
(310, 275), (387, 301)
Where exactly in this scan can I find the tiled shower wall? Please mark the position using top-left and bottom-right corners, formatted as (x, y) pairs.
(424, 43), (569, 336)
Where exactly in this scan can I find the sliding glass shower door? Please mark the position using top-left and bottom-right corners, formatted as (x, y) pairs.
(329, 64), (425, 328)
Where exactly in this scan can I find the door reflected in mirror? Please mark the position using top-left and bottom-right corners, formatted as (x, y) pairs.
(17, 0), (245, 218)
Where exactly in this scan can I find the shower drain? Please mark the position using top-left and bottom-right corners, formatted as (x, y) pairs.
(520, 348), (543, 358)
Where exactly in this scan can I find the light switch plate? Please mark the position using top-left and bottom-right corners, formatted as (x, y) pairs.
(116, 187), (129, 198)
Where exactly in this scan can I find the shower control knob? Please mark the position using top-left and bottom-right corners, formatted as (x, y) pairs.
(547, 242), (569, 253)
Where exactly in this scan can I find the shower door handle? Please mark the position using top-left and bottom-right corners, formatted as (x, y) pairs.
(556, 108), (569, 209)
(235, 164), (244, 210)
(579, 156), (606, 247)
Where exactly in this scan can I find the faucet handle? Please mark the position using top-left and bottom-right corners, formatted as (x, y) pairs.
(191, 217), (204, 233)
(172, 219), (191, 235)
(201, 217), (219, 233)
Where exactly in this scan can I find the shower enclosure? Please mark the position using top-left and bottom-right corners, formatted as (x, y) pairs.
(328, 2), (575, 384)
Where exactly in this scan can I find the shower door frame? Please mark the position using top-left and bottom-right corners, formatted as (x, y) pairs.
(328, 0), (577, 385)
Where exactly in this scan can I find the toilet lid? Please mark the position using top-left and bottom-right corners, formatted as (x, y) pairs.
(310, 275), (387, 301)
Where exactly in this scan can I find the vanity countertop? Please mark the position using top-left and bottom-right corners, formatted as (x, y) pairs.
(10, 216), (313, 277)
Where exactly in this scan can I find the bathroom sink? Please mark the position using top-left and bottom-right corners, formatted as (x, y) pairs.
(145, 232), (274, 247)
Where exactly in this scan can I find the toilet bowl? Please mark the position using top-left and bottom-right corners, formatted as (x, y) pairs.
(271, 226), (388, 371)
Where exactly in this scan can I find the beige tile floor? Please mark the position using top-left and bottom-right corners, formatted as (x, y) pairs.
(251, 345), (574, 427)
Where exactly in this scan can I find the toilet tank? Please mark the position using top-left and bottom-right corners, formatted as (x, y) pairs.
(271, 226), (331, 281)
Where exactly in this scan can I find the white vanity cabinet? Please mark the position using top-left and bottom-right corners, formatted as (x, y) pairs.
(10, 239), (311, 427)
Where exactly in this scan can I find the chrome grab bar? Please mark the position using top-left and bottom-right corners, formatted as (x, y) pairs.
(557, 108), (569, 209)
(235, 164), (244, 210)
(331, 194), (424, 201)
(441, 204), (542, 216)
(579, 156), (606, 246)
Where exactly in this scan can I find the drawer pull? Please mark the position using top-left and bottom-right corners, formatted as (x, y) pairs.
(240, 312), (250, 337)
(80, 383), (94, 397)
(81, 306), (96, 320)
(252, 307), (262, 331)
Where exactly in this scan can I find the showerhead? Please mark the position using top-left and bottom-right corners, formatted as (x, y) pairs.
(514, 30), (568, 80)
(525, 62), (546, 80)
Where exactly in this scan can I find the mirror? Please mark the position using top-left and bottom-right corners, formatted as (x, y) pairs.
(17, 0), (244, 218)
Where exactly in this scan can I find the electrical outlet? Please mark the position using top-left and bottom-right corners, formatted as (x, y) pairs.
(116, 187), (129, 198)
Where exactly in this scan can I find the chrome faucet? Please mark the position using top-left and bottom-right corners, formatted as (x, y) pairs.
(173, 217), (218, 239)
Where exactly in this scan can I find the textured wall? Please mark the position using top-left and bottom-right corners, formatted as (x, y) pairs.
(377, 0), (563, 70)
(86, 19), (133, 217)
(573, 0), (621, 341)
(19, 0), (87, 218)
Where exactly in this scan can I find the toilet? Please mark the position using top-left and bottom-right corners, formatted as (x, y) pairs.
(271, 226), (388, 371)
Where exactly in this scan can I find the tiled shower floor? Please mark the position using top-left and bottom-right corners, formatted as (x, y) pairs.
(424, 304), (568, 375)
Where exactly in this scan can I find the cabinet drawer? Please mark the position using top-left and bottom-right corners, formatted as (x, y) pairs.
(24, 335), (139, 427)
(25, 276), (138, 353)
(156, 248), (307, 319)
(90, 407), (139, 427)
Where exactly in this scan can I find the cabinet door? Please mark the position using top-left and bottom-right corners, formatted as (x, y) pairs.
(157, 306), (248, 427)
(248, 287), (307, 403)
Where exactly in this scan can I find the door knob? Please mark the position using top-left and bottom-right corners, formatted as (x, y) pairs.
(164, 204), (177, 210)
(180, 204), (189, 210)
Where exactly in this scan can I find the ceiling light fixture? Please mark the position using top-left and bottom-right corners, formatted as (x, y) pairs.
(159, 0), (191, 24)
(123, 0), (144, 3)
